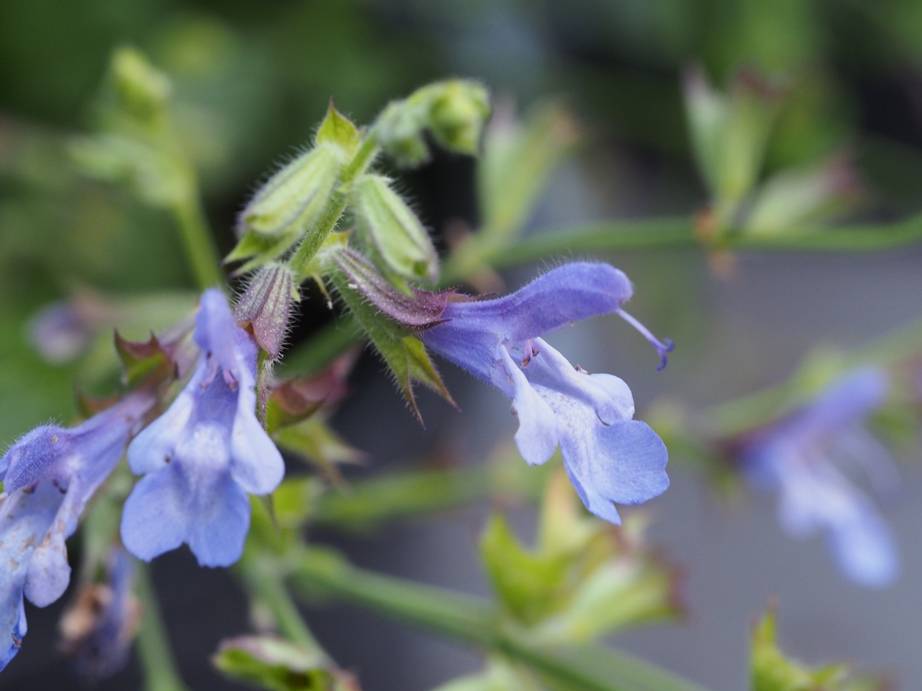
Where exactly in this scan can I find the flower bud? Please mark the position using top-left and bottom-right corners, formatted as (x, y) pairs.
(353, 175), (438, 281)
(237, 143), (342, 239)
(110, 46), (171, 123)
(334, 248), (448, 329)
(427, 80), (490, 156)
(235, 263), (298, 359)
(376, 79), (490, 167)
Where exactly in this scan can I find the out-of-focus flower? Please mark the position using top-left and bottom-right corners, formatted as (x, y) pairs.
(744, 368), (898, 587)
(420, 262), (671, 524)
(0, 393), (153, 670)
(59, 548), (140, 680)
(121, 289), (284, 567)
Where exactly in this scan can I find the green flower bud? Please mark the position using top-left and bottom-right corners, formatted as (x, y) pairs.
(352, 174), (438, 281)
(375, 101), (430, 168)
(427, 80), (490, 156)
(110, 46), (171, 123)
(238, 143), (343, 238)
(375, 79), (490, 167)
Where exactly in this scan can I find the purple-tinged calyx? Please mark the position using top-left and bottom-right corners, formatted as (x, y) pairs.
(334, 248), (452, 329)
(235, 263), (298, 359)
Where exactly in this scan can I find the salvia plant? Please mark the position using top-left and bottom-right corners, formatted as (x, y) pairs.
(3, 46), (922, 691)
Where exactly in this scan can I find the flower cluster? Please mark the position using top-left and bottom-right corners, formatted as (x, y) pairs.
(1, 289), (287, 671)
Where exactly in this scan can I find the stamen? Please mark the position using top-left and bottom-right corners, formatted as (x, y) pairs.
(617, 309), (674, 371)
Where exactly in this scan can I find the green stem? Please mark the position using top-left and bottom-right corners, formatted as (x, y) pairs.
(288, 548), (710, 691)
(464, 212), (922, 277)
(171, 189), (223, 290)
(702, 314), (922, 438)
(290, 134), (380, 277)
(237, 553), (322, 649)
(135, 564), (189, 691)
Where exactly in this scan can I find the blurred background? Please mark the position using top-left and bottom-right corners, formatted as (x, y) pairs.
(2, 1), (922, 689)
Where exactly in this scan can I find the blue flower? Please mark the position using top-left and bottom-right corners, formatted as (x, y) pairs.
(121, 289), (284, 567)
(421, 262), (671, 524)
(745, 368), (898, 587)
(0, 393), (152, 671)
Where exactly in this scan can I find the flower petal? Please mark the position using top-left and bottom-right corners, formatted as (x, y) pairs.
(0, 598), (26, 672)
(561, 419), (669, 522)
(498, 347), (558, 466)
(121, 469), (189, 562)
(440, 263), (633, 343)
(230, 402), (285, 495)
(829, 509), (897, 588)
(24, 531), (70, 607)
(126, 387), (195, 475)
(187, 475), (250, 568)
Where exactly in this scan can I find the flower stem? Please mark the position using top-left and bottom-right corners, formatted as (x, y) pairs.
(237, 552), (323, 650)
(290, 134), (380, 278)
(135, 564), (189, 691)
(171, 189), (223, 290)
(288, 548), (710, 691)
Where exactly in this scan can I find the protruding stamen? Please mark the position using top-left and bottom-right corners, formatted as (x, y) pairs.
(617, 309), (675, 371)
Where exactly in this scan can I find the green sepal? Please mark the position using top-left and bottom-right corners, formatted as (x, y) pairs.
(316, 101), (361, 158)
(225, 228), (302, 275)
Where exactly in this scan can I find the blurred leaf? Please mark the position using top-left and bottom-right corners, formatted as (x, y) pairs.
(213, 635), (353, 691)
(751, 610), (883, 691)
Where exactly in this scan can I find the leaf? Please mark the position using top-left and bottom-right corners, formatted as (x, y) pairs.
(274, 417), (363, 483)
(113, 331), (176, 388)
(315, 101), (361, 157)
(213, 635), (356, 691)
(751, 609), (883, 691)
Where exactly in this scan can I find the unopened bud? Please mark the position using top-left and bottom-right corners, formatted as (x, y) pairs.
(235, 263), (298, 358)
(334, 249), (449, 329)
(238, 143), (342, 239)
(427, 80), (490, 155)
(110, 47), (171, 122)
(353, 175), (438, 281)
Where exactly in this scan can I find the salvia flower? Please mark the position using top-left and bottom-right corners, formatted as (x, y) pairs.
(744, 368), (898, 587)
(121, 289), (284, 567)
(420, 262), (672, 524)
(59, 548), (140, 680)
(0, 392), (153, 671)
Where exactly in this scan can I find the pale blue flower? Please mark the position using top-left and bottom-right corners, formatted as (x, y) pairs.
(0, 393), (152, 671)
(421, 262), (671, 524)
(746, 368), (898, 587)
(121, 289), (284, 567)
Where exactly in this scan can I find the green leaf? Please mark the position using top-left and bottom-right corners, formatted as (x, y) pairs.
(274, 417), (362, 482)
(316, 102), (361, 157)
(212, 635), (349, 691)
(751, 610), (883, 691)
